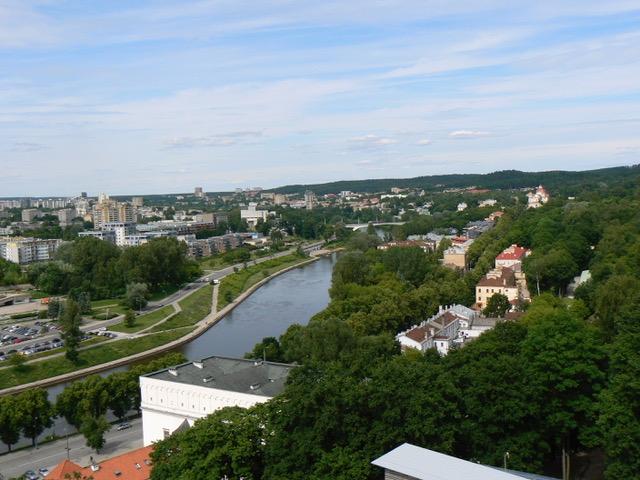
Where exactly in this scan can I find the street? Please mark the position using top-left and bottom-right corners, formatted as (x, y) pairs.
(0, 418), (143, 479)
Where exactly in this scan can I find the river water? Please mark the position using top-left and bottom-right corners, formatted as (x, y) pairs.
(18, 253), (337, 449)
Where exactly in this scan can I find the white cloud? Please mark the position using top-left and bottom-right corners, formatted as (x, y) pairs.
(165, 131), (262, 149)
(449, 130), (492, 139)
(416, 139), (432, 145)
(349, 134), (397, 146)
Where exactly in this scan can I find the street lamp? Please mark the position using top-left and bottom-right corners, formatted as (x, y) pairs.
(503, 452), (510, 470)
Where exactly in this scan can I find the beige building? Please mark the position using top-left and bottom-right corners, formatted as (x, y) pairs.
(475, 267), (519, 310)
(0, 237), (62, 265)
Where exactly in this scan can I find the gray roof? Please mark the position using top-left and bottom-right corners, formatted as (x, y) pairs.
(372, 443), (559, 480)
(142, 356), (295, 398)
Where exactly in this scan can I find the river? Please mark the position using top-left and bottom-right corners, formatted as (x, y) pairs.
(18, 253), (338, 448)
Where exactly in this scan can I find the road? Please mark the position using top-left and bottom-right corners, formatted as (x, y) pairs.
(0, 418), (143, 479)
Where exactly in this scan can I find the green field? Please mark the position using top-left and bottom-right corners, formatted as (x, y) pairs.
(149, 285), (213, 333)
(217, 254), (309, 310)
(110, 305), (175, 333)
(0, 327), (193, 389)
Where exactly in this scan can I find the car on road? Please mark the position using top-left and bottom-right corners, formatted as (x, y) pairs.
(23, 470), (38, 480)
(116, 422), (131, 431)
(38, 467), (50, 477)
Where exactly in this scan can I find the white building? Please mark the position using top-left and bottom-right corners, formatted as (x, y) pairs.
(396, 305), (478, 355)
(240, 203), (269, 229)
(478, 199), (497, 208)
(0, 237), (62, 264)
(495, 244), (531, 272)
(140, 356), (295, 445)
(457, 202), (468, 212)
(527, 185), (550, 209)
(372, 443), (559, 480)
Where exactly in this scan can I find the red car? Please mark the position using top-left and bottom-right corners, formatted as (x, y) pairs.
(12, 338), (24, 344)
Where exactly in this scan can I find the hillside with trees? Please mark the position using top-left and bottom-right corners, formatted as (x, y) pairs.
(147, 172), (640, 479)
(269, 165), (640, 195)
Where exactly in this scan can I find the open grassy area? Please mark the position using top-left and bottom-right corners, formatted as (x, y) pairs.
(149, 285), (213, 333)
(0, 327), (194, 389)
(217, 254), (309, 310)
(110, 305), (175, 333)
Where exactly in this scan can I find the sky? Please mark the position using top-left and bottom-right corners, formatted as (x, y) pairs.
(1, 0), (640, 196)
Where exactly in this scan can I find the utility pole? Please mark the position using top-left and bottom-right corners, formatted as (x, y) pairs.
(503, 452), (510, 470)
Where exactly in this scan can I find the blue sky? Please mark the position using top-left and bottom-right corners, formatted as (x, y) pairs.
(2, 1), (640, 196)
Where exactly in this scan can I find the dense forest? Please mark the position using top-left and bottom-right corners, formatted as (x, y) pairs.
(149, 173), (640, 479)
(269, 165), (640, 195)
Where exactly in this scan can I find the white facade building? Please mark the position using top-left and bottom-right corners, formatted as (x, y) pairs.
(240, 203), (269, 229)
(140, 356), (295, 445)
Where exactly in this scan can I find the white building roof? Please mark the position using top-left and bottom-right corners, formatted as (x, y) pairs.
(372, 443), (557, 480)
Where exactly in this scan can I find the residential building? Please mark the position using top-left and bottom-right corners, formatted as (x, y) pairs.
(48, 446), (153, 480)
(0, 237), (62, 264)
(487, 211), (504, 222)
(55, 208), (76, 227)
(132, 196), (144, 208)
(140, 356), (295, 445)
(240, 202), (269, 229)
(378, 240), (436, 253)
(463, 219), (495, 239)
(475, 267), (519, 310)
(93, 195), (135, 227)
(274, 193), (287, 205)
(102, 222), (137, 246)
(193, 212), (228, 226)
(194, 187), (204, 198)
(495, 244), (531, 272)
(457, 202), (468, 212)
(567, 270), (592, 298)
(372, 443), (559, 480)
(527, 185), (550, 209)
(304, 190), (317, 210)
(479, 198), (498, 207)
(78, 230), (117, 244)
(184, 233), (243, 258)
(442, 237), (474, 270)
(396, 305), (477, 355)
(21, 209), (40, 222)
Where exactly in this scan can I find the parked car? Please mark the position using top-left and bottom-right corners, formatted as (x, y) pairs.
(23, 470), (38, 480)
(38, 467), (50, 476)
(116, 422), (131, 431)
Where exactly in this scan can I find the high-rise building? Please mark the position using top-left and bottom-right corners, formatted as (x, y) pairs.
(132, 196), (144, 208)
(21, 209), (41, 222)
(55, 208), (77, 227)
(304, 190), (317, 210)
(194, 187), (204, 198)
(93, 196), (135, 227)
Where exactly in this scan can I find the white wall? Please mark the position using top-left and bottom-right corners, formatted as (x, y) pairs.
(140, 377), (272, 445)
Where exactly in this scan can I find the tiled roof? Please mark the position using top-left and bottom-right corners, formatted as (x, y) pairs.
(477, 267), (517, 288)
(49, 459), (83, 480)
(496, 245), (530, 261)
(405, 326), (429, 343)
(49, 446), (153, 480)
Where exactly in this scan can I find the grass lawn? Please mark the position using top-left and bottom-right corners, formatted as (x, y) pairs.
(148, 284), (182, 302)
(110, 305), (175, 333)
(217, 254), (309, 310)
(149, 285), (212, 333)
(0, 327), (193, 389)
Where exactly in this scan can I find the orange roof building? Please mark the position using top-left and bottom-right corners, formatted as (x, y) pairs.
(49, 446), (153, 480)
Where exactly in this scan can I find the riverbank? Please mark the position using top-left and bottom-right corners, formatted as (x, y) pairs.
(0, 255), (318, 396)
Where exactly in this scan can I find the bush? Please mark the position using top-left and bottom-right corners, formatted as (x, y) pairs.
(10, 311), (38, 320)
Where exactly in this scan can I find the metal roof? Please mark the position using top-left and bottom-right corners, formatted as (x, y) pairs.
(142, 356), (295, 398)
(372, 444), (559, 480)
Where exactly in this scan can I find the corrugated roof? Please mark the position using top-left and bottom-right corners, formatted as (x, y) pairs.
(372, 443), (559, 480)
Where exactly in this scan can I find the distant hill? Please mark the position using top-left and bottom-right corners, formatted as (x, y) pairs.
(269, 165), (640, 195)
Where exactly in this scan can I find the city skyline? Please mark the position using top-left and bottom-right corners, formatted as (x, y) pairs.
(2, 1), (640, 196)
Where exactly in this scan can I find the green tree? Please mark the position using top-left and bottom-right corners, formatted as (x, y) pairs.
(61, 298), (82, 363)
(80, 415), (111, 453)
(150, 406), (267, 480)
(17, 388), (54, 447)
(47, 298), (64, 319)
(124, 309), (136, 328)
(122, 283), (149, 311)
(105, 372), (137, 421)
(482, 293), (511, 317)
(0, 396), (22, 452)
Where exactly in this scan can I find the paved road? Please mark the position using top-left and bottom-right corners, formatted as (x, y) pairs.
(0, 418), (143, 479)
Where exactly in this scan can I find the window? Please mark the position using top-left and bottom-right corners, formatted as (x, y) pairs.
(163, 428), (170, 439)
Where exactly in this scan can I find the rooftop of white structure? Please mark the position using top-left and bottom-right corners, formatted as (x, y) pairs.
(142, 356), (296, 397)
